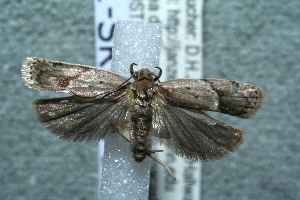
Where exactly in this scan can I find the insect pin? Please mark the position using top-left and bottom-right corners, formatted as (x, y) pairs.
(22, 57), (264, 180)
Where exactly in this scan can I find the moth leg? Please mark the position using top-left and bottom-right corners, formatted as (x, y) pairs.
(120, 130), (131, 142)
(116, 120), (132, 142)
(149, 153), (176, 180)
(148, 149), (164, 153)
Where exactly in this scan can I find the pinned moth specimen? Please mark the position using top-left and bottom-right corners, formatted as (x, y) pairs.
(22, 57), (264, 179)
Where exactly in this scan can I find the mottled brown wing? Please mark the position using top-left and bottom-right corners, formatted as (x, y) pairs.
(22, 57), (127, 96)
(159, 79), (264, 118)
(34, 95), (132, 142)
(152, 96), (243, 161)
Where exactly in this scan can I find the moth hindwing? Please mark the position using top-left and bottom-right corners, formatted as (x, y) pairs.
(23, 57), (264, 179)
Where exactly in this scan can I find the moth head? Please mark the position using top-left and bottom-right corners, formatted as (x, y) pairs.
(130, 63), (162, 82)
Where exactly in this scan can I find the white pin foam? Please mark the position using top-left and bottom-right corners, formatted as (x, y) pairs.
(99, 21), (162, 200)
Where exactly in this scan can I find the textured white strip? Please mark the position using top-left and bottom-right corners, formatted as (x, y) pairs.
(99, 21), (162, 200)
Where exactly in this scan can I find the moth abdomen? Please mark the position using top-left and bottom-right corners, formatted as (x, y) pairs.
(130, 100), (153, 162)
(131, 127), (152, 162)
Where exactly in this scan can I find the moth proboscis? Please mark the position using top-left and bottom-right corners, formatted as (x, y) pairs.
(22, 57), (264, 180)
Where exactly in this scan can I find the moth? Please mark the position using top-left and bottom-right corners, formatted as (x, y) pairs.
(22, 57), (264, 179)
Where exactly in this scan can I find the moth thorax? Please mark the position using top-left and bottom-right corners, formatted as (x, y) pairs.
(137, 69), (153, 81)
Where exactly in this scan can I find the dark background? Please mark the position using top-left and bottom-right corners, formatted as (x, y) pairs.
(1, 1), (299, 199)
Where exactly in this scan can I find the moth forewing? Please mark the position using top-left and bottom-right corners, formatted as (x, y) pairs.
(159, 78), (264, 118)
(22, 57), (127, 95)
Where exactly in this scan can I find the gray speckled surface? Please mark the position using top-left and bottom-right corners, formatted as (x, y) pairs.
(202, 1), (300, 200)
(0, 1), (97, 199)
(1, 1), (299, 200)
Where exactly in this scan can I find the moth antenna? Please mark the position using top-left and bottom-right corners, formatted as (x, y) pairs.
(149, 153), (176, 180)
(153, 67), (162, 82)
(68, 88), (93, 97)
(100, 76), (132, 99)
(130, 63), (138, 76)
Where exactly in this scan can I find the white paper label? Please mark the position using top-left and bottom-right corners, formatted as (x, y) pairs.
(94, 0), (130, 70)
